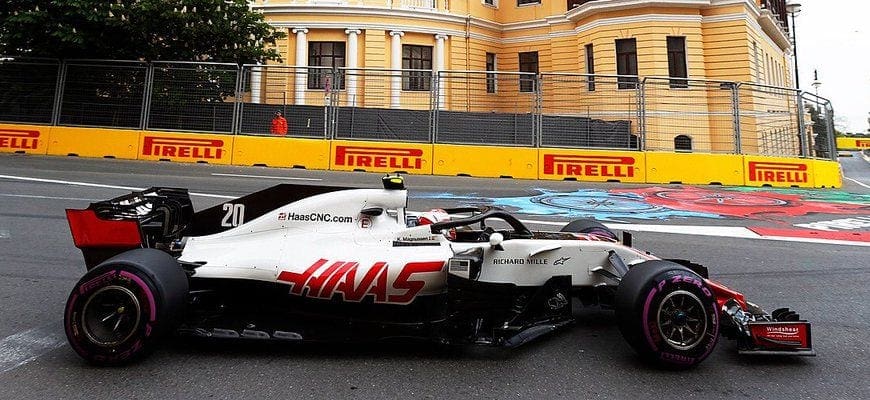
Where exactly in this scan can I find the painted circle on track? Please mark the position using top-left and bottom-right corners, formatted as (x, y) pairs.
(653, 191), (789, 207)
(531, 193), (666, 214)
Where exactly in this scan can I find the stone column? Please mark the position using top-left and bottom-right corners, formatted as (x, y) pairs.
(251, 63), (262, 104)
(293, 27), (309, 105)
(345, 29), (361, 107)
(389, 30), (404, 109)
(434, 34), (448, 110)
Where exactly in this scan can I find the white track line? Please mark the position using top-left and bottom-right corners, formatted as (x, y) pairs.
(0, 323), (66, 374)
(844, 177), (870, 189)
(0, 174), (234, 199)
(0, 193), (99, 201)
(211, 173), (321, 181)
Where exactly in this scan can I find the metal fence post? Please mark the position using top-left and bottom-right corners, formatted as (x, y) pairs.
(430, 71), (439, 144)
(50, 61), (67, 126)
(824, 102), (836, 161)
(139, 63), (154, 130)
(231, 64), (244, 135)
(795, 93), (808, 157)
(329, 67), (339, 140)
(534, 74), (542, 148)
(732, 82), (742, 154)
(637, 78), (645, 151)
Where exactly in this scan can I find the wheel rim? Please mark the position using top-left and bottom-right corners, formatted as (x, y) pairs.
(656, 290), (707, 351)
(80, 285), (142, 347)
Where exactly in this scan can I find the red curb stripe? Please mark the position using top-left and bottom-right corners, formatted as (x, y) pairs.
(749, 227), (870, 243)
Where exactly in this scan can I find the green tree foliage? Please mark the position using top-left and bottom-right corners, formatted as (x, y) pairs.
(0, 0), (285, 63)
(0, 1), (287, 130)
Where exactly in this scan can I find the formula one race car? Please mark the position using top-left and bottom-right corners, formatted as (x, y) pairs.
(64, 176), (814, 367)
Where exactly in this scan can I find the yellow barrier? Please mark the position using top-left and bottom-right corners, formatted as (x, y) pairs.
(646, 152), (744, 186)
(812, 159), (843, 188)
(0, 124), (50, 155)
(232, 135), (330, 169)
(330, 140), (433, 174)
(836, 137), (870, 151)
(48, 126), (139, 159)
(433, 144), (538, 179)
(538, 148), (646, 183)
(0, 122), (850, 189)
(743, 155), (815, 188)
(137, 131), (234, 165)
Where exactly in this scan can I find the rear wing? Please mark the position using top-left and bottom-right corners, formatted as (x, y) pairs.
(67, 188), (193, 268)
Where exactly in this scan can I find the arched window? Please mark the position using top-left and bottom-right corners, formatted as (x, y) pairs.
(674, 135), (692, 151)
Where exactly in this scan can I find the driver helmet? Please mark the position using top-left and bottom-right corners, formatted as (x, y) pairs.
(417, 209), (456, 240)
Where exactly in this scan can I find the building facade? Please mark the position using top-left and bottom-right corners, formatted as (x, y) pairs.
(251, 0), (799, 154)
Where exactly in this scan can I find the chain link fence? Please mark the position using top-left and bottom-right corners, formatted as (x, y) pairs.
(800, 92), (836, 159)
(0, 57), (837, 160)
(332, 68), (433, 142)
(147, 61), (238, 133)
(737, 82), (804, 157)
(58, 61), (148, 129)
(540, 74), (638, 149)
(237, 65), (330, 138)
(434, 71), (536, 146)
(0, 58), (59, 124)
(643, 78), (738, 153)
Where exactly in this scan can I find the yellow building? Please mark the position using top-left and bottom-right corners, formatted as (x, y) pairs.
(252, 0), (798, 153)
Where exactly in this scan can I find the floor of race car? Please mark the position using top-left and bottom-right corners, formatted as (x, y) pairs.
(0, 154), (867, 400)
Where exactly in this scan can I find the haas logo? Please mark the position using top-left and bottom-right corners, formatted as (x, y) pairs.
(543, 154), (635, 178)
(278, 258), (443, 305)
(335, 146), (423, 170)
(0, 129), (39, 150)
(142, 136), (224, 159)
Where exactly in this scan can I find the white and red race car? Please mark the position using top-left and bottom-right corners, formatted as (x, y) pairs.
(64, 176), (813, 367)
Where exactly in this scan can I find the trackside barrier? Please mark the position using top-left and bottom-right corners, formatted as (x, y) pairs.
(743, 155), (816, 188)
(137, 131), (234, 165)
(0, 122), (842, 188)
(537, 148), (646, 183)
(836, 137), (870, 151)
(432, 144), (537, 179)
(232, 135), (330, 169)
(645, 152), (745, 186)
(48, 126), (139, 159)
(0, 123), (50, 155)
(811, 160), (842, 188)
(329, 140), (433, 174)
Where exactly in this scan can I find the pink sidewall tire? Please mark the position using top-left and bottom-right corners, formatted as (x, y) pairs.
(615, 260), (720, 369)
(64, 249), (187, 366)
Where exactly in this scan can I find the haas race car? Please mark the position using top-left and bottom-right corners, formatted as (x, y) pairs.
(64, 176), (814, 367)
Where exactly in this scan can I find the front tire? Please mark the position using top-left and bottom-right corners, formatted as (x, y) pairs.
(615, 260), (720, 368)
(64, 249), (187, 365)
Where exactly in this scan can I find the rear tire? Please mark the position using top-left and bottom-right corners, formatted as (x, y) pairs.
(64, 249), (187, 365)
(615, 260), (720, 368)
(560, 219), (617, 240)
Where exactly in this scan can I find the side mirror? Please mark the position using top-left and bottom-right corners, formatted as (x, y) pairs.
(489, 232), (504, 251)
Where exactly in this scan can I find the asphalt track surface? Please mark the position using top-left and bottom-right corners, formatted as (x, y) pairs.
(0, 154), (868, 399)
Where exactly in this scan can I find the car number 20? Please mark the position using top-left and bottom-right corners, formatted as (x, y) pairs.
(221, 203), (246, 227)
